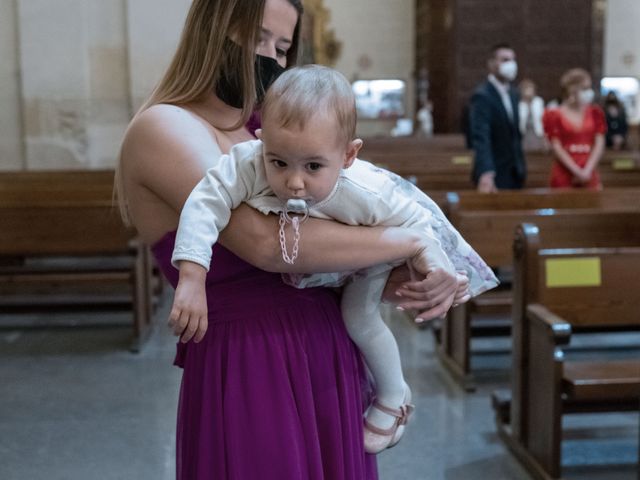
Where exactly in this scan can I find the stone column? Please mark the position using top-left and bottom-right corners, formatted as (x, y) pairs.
(18, 0), (92, 169)
(85, 0), (131, 168)
(17, 0), (131, 169)
(126, 0), (190, 111)
(0, 0), (25, 170)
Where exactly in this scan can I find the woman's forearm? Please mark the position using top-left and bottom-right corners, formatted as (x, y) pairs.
(218, 204), (422, 273)
(282, 220), (424, 273)
(551, 139), (581, 175)
(585, 134), (604, 172)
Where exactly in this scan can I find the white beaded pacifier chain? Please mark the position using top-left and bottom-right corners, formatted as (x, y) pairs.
(279, 199), (309, 265)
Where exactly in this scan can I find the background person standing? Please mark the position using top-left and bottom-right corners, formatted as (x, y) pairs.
(469, 43), (525, 192)
(543, 68), (606, 190)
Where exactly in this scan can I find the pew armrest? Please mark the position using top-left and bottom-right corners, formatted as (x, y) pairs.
(523, 302), (567, 476)
(127, 236), (143, 252)
(526, 303), (572, 346)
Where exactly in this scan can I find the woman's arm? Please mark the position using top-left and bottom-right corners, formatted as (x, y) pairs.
(219, 204), (426, 273)
(124, 105), (452, 304)
(124, 106), (426, 274)
(221, 207), (460, 320)
(549, 137), (582, 177)
(582, 133), (605, 177)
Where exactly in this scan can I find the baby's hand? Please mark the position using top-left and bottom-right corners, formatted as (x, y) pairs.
(453, 271), (470, 307)
(169, 261), (208, 343)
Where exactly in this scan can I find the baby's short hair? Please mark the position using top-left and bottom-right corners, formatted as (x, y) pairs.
(261, 65), (357, 146)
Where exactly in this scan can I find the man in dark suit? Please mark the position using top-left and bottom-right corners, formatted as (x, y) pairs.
(469, 43), (525, 192)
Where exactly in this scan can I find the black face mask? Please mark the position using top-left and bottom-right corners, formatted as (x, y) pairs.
(216, 38), (285, 109)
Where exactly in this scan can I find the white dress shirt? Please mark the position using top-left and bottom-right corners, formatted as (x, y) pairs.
(488, 74), (514, 121)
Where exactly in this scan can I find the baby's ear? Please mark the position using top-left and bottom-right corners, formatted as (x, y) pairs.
(255, 128), (263, 140)
(343, 138), (363, 169)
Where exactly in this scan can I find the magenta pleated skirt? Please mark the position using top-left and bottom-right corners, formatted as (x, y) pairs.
(152, 232), (378, 479)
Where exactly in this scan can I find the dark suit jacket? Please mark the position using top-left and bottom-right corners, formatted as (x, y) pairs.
(469, 79), (526, 189)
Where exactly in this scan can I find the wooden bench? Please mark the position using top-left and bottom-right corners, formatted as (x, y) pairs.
(445, 188), (640, 264)
(494, 236), (640, 479)
(361, 134), (467, 152)
(372, 151), (640, 193)
(437, 190), (640, 390)
(0, 170), (155, 352)
(494, 214), (640, 420)
(361, 135), (640, 171)
(359, 137), (640, 203)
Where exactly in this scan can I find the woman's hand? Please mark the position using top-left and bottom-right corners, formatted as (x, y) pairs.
(572, 168), (591, 185)
(383, 239), (458, 323)
(169, 261), (209, 343)
(575, 167), (593, 185)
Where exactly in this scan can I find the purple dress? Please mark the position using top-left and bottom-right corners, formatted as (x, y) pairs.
(152, 231), (378, 479)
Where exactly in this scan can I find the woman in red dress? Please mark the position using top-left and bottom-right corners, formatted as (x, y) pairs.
(543, 68), (606, 189)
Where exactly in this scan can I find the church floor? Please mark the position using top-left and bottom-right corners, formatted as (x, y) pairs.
(1, 296), (637, 480)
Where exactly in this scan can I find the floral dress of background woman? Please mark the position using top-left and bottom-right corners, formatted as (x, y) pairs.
(543, 99), (607, 189)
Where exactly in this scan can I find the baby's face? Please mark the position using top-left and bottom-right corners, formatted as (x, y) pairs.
(259, 113), (359, 205)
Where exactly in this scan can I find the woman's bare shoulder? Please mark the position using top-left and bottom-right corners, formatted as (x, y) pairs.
(122, 104), (221, 170)
(120, 104), (224, 220)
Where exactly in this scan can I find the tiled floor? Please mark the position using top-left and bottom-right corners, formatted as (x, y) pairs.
(1, 299), (637, 479)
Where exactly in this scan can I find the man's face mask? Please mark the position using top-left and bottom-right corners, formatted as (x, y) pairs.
(498, 60), (518, 82)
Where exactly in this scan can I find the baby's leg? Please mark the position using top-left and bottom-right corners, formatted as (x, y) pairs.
(341, 270), (408, 435)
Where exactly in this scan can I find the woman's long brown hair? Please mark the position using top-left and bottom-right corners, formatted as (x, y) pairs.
(115, 0), (303, 224)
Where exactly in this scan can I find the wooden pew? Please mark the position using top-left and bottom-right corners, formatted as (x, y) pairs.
(361, 135), (640, 173)
(362, 134), (467, 152)
(445, 188), (640, 264)
(0, 170), (155, 352)
(497, 215), (640, 426)
(359, 137), (640, 202)
(437, 190), (640, 390)
(494, 228), (640, 479)
(368, 150), (640, 193)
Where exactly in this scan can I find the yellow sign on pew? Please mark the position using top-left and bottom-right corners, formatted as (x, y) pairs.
(451, 155), (472, 165)
(612, 158), (635, 170)
(545, 257), (601, 288)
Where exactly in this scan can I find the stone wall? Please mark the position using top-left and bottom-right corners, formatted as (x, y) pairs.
(323, 0), (415, 137)
(604, 0), (640, 77)
(0, 1), (637, 169)
(0, 0), (24, 170)
(0, 0), (414, 169)
(1, 0), (187, 171)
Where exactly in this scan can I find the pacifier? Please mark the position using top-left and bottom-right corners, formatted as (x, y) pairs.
(279, 199), (309, 265)
(282, 198), (310, 222)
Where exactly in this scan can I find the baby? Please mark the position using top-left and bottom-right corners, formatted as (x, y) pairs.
(171, 65), (498, 453)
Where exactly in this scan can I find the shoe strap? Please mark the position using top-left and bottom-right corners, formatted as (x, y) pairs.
(365, 400), (415, 436)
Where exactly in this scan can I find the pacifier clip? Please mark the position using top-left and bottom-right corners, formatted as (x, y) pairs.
(279, 199), (309, 265)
